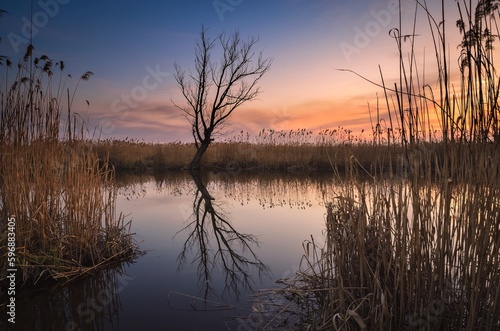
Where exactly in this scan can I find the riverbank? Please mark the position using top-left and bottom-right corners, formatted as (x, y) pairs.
(94, 135), (440, 174)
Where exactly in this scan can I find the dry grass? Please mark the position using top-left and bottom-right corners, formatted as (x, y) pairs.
(258, 176), (500, 330)
(0, 46), (137, 290)
(95, 138), (193, 171)
(238, 1), (500, 330)
(94, 130), (410, 173)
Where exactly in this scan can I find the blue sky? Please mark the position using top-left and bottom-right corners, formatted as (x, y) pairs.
(0, 0), (467, 142)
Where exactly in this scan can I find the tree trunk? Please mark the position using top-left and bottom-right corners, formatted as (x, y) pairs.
(189, 140), (210, 170)
(189, 170), (214, 200)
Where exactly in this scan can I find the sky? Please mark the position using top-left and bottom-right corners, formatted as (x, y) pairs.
(0, 0), (470, 143)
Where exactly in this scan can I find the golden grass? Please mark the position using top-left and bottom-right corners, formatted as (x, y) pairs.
(235, 139), (499, 329)
(257, 174), (500, 330)
(95, 139), (193, 171)
(0, 47), (137, 289)
(94, 130), (410, 173)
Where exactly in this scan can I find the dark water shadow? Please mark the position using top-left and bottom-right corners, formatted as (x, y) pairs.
(0, 262), (134, 331)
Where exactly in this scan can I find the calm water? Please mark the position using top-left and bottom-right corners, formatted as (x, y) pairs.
(7, 171), (338, 330)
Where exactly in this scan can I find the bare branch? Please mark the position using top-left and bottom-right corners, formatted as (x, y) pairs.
(173, 26), (272, 169)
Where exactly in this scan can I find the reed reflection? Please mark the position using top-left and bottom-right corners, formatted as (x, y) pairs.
(175, 171), (270, 301)
(0, 263), (133, 331)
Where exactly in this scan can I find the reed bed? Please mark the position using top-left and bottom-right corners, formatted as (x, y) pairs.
(238, 1), (500, 330)
(0, 46), (137, 290)
(94, 129), (411, 172)
(254, 177), (500, 330)
(95, 138), (193, 171)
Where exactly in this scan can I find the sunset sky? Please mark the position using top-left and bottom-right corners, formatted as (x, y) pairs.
(1, 0), (467, 142)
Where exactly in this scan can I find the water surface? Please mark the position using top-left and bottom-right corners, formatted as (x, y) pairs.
(7, 171), (337, 330)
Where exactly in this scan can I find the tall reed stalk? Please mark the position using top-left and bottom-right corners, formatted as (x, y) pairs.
(0, 46), (136, 288)
(247, 1), (500, 330)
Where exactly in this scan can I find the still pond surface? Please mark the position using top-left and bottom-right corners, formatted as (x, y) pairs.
(12, 171), (340, 330)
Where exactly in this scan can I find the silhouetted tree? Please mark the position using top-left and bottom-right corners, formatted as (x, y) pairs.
(173, 26), (272, 170)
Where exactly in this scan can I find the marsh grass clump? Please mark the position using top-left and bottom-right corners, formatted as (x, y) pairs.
(0, 46), (137, 290)
(263, 178), (500, 330)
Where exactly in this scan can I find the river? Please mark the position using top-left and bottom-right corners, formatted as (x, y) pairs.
(10, 170), (337, 330)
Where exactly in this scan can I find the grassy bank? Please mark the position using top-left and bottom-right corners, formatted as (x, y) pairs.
(0, 47), (137, 292)
(95, 133), (497, 183)
(94, 132), (427, 174)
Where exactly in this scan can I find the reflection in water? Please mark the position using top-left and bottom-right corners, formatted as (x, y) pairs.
(174, 171), (270, 303)
(5, 171), (335, 330)
(0, 262), (134, 331)
(115, 170), (336, 210)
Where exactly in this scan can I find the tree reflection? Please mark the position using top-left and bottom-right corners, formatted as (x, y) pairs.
(175, 170), (270, 301)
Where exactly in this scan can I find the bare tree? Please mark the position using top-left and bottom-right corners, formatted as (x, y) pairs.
(173, 27), (272, 170)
